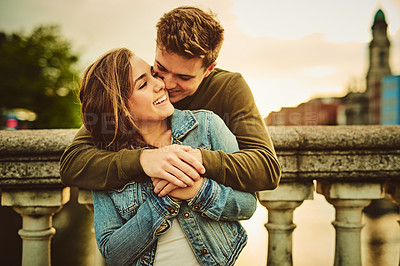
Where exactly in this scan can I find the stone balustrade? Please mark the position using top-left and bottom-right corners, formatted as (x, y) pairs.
(1, 126), (400, 266)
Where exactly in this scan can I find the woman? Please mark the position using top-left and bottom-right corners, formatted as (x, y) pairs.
(80, 48), (257, 265)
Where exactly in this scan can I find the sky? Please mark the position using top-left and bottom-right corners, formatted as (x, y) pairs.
(0, 0), (399, 117)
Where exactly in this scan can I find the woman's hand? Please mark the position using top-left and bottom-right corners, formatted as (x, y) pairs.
(152, 178), (179, 197)
(151, 176), (204, 200)
(167, 177), (204, 201)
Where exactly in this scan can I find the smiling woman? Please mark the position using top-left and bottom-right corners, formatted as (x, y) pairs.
(79, 48), (176, 149)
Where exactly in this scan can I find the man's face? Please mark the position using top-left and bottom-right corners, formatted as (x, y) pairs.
(153, 47), (215, 103)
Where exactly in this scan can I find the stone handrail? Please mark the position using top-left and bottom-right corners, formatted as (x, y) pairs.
(1, 126), (400, 266)
(269, 125), (400, 181)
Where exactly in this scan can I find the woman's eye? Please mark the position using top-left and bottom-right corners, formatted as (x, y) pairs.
(139, 82), (147, 89)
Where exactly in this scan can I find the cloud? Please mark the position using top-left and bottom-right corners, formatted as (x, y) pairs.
(219, 32), (366, 79)
(217, 30), (371, 115)
(231, 0), (378, 42)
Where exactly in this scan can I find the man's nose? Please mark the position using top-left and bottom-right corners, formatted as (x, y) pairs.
(153, 78), (165, 92)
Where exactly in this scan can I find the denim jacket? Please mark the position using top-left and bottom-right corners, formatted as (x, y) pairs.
(92, 109), (257, 265)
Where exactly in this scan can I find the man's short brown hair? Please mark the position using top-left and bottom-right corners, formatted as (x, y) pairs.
(156, 6), (224, 68)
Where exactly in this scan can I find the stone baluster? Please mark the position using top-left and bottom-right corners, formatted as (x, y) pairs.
(385, 181), (400, 265)
(1, 187), (70, 266)
(78, 189), (106, 266)
(257, 182), (314, 266)
(385, 181), (400, 221)
(317, 181), (384, 266)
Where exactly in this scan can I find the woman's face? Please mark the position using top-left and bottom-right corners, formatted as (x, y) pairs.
(128, 55), (174, 123)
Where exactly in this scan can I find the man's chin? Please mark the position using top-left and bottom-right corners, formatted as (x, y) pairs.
(169, 95), (183, 104)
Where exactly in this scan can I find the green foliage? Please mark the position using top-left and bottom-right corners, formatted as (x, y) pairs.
(0, 25), (82, 128)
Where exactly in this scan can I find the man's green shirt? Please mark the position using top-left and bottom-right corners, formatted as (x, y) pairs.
(60, 68), (281, 191)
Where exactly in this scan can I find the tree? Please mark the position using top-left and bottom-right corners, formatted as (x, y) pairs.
(0, 25), (82, 129)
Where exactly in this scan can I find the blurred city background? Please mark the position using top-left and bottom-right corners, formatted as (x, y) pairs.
(0, 0), (399, 265)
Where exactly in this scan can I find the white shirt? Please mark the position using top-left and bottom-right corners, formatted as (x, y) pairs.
(154, 218), (200, 265)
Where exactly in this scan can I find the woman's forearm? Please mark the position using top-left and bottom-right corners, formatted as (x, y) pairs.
(188, 178), (257, 221)
(92, 191), (180, 265)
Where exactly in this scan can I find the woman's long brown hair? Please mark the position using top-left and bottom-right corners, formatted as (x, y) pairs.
(79, 48), (138, 151)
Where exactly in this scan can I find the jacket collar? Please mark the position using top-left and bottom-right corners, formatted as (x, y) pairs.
(170, 109), (198, 141)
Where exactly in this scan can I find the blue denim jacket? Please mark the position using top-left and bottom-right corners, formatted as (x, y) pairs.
(92, 109), (257, 265)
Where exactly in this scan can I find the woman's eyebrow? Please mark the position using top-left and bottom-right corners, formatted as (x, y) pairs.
(134, 73), (146, 87)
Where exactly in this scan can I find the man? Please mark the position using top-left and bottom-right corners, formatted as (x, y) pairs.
(60, 6), (281, 195)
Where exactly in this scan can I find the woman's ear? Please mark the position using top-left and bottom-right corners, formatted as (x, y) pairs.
(204, 62), (217, 77)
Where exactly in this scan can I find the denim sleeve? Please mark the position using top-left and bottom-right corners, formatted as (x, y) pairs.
(188, 178), (257, 221)
(188, 113), (256, 221)
(92, 190), (180, 265)
(208, 112), (239, 153)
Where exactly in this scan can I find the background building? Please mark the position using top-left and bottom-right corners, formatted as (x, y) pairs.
(366, 9), (392, 125)
(265, 9), (395, 127)
(381, 75), (400, 125)
(265, 97), (342, 126)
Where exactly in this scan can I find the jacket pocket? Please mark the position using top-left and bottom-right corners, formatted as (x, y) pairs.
(108, 182), (153, 220)
(200, 218), (243, 257)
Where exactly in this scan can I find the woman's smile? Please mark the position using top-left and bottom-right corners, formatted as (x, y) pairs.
(153, 94), (168, 105)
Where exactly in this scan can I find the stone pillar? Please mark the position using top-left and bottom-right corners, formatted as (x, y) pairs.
(258, 182), (314, 266)
(385, 181), (400, 265)
(317, 181), (384, 266)
(1, 187), (70, 266)
(385, 181), (400, 220)
(78, 189), (106, 266)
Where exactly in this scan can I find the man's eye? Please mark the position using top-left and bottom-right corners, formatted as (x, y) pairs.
(157, 65), (166, 72)
(180, 76), (191, 81)
(152, 72), (159, 78)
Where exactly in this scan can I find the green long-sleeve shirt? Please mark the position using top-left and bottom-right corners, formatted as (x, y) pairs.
(59, 68), (281, 191)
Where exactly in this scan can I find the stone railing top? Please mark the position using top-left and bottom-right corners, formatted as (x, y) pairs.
(268, 125), (400, 150)
(0, 129), (78, 188)
(0, 126), (399, 187)
(0, 129), (78, 156)
(1, 126), (399, 155)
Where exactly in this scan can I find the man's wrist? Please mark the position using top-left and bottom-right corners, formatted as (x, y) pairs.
(121, 148), (147, 177)
(188, 148), (203, 165)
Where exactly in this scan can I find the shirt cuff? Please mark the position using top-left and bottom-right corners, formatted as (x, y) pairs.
(119, 148), (148, 182)
(188, 178), (221, 220)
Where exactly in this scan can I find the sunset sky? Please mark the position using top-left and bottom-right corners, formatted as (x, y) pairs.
(1, 0), (399, 117)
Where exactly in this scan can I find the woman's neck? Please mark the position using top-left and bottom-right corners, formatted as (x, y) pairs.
(136, 118), (171, 148)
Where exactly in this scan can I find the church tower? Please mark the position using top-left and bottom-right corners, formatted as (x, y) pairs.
(366, 9), (391, 124)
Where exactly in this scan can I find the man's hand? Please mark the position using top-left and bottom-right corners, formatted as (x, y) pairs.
(140, 145), (205, 188)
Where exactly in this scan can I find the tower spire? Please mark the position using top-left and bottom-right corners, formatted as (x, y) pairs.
(366, 8), (391, 124)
